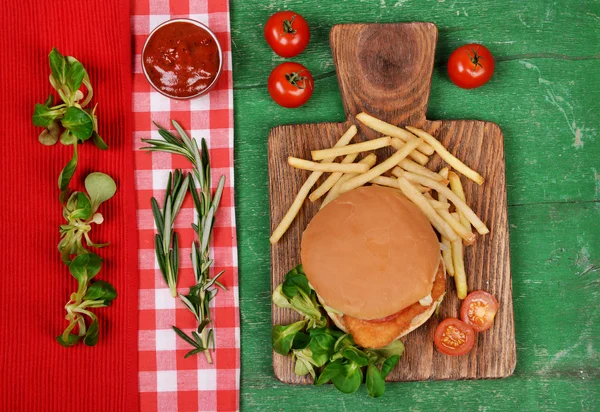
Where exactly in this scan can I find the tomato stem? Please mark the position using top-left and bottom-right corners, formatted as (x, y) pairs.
(467, 47), (484, 73)
(282, 15), (297, 35)
(285, 71), (311, 89)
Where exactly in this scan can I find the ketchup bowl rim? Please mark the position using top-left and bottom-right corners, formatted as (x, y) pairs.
(141, 18), (224, 100)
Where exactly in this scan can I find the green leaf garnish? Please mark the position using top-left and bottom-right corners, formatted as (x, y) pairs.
(34, 48), (104, 196)
(68, 192), (92, 220)
(33, 104), (63, 127)
(56, 333), (80, 347)
(57, 142), (78, 191)
(370, 340), (405, 359)
(65, 59), (86, 93)
(83, 315), (100, 346)
(309, 333), (336, 367)
(62, 107), (93, 140)
(272, 320), (307, 355)
(91, 131), (108, 150)
(85, 172), (116, 211)
(315, 359), (344, 385)
(84, 280), (117, 304)
(380, 354), (400, 379)
(35, 49), (116, 349)
(69, 252), (102, 283)
(331, 363), (363, 394)
(366, 364), (385, 398)
(272, 266), (405, 397)
(38, 120), (61, 146)
(282, 265), (311, 298)
(49, 48), (67, 86)
(291, 332), (311, 350)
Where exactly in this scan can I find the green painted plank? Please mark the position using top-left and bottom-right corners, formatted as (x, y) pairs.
(231, 0), (600, 88)
(230, 0), (600, 409)
(240, 377), (597, 411)
(429, 59), (600, 206)
(508, 202), (599, 377)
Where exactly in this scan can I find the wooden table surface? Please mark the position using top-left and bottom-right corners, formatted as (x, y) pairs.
(230, 1), (600, 410)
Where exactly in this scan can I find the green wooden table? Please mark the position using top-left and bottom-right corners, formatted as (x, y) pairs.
(230, 1), (600, 409)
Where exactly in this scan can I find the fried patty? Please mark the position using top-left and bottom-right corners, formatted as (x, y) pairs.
(335, 260), (446, 348)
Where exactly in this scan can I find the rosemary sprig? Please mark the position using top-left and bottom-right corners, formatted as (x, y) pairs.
(151, 169), (189, 297)
(142, 120), (226, 363)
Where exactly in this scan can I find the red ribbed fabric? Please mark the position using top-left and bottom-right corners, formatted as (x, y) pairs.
(0, 1), (138, 411)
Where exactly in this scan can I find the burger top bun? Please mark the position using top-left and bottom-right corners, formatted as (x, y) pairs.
(301, 186), (440, 320)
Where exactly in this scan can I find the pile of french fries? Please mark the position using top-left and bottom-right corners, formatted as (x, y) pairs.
(270, 112), (489, 300)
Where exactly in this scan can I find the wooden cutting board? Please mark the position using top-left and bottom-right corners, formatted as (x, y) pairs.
(268, 22), (516, 383)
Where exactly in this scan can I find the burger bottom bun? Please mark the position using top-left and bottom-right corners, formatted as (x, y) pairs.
(323, 259), (446, 349)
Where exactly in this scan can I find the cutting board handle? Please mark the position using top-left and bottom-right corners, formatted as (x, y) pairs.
(330, 22), (438, 129)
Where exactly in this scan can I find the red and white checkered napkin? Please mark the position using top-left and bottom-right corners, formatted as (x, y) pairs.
(131, 1), (239, 411)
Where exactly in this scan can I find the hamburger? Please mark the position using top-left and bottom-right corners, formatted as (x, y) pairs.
(301, 185), (446, 348)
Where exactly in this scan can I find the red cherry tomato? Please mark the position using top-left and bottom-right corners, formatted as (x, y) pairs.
(447, 44), (495, 89)
(460, 290), (499, 332)
(264, 11), (310, 58)
(434, 318), (476, 356)
(268, 62), (314, 108)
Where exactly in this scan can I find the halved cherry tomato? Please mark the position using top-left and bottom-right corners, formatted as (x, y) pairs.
(434, 318), (475, 356)
(447, 44), (495, 89)
(264, 11), (310, 58)
(460, 290), (499, 332)
(267, 62), (314, 108)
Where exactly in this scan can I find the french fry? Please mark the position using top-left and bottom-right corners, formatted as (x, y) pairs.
(311, 137), (391, 161)
(396, 174), (433, 193)
(394, 166), (445, 185)
(399, 158), (448, 183)
(269, 173), (320, 245)
(309, 153), (359, 202)
(451, 212), (467, 297)
(442, 237), (454, 276)
(356, 112), (434, 155)
(437, 167), (450, 203)
(288, 157), (369, 174)
(451, 238), (468, 299)
(437, 209), (476, 245)
(341, 138), (422, 194)
(397, 177), (459, 242)
(437, 179), (455, 276)
(405, 126), (485, 185)
(401, 172), (489, 235)
(394, 167), (437, 194)
(270, 125), (357, 244)
(390, 138), (429, 165)
(322, 154), (377, 208)
(414, 184), (430, 193)
(370, 176), (401, 189)
(426, 198), (451, 210)
(448, 171), (471, 231)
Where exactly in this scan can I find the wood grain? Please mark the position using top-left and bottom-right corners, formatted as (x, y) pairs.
(268, 23), (516, 383)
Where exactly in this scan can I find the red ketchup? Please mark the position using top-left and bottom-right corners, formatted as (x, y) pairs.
(143, 21), (221, 98)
